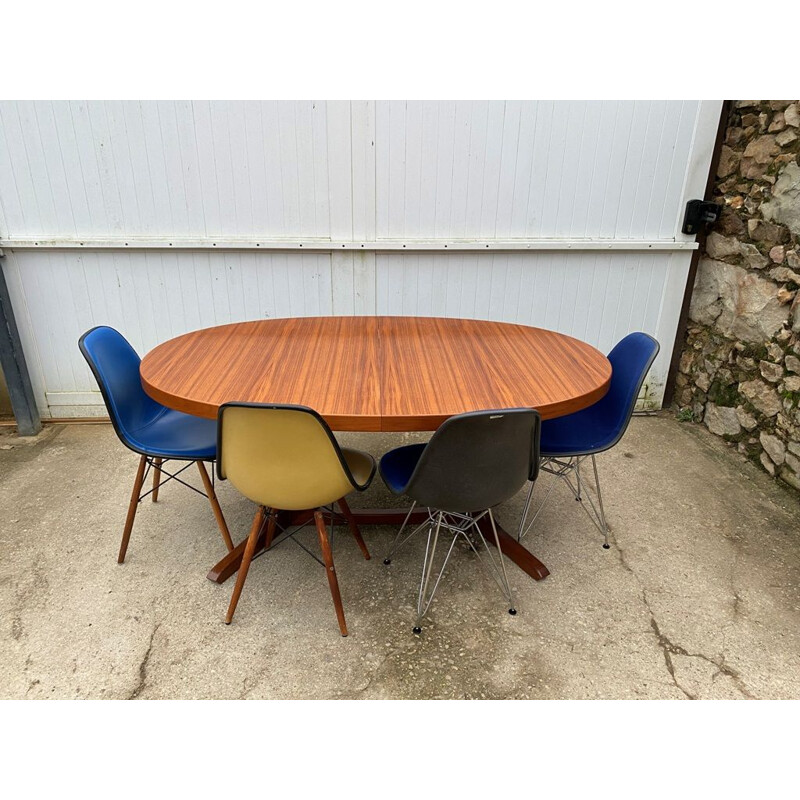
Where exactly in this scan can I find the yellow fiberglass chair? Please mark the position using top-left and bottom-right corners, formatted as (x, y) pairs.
(217, 403), (376, 636)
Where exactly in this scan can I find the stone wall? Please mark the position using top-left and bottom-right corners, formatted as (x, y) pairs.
(675, 100), (800, 492)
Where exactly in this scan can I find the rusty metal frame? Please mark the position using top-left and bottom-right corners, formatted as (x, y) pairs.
(0, 254), (41, 435)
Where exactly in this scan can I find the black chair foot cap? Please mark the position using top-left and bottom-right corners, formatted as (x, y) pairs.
(383, 558), (391, 565)
(602, 543), (610, 549)
(412, 626), (422, 635)
(575, 496), (581, 501)
(508, 608), (517, 616)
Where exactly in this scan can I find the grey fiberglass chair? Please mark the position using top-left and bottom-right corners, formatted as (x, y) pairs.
(217, 403), (376, 637)
(379, 408), (541, 633)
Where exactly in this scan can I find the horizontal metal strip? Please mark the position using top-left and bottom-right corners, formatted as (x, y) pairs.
(0, 238), (697, 253)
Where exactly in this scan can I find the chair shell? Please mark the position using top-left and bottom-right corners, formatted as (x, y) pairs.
(80, 326), (180, 456)
(383, 408), (541, 513)
(538, 332), (660, 457)
(217, 403), (374, 511)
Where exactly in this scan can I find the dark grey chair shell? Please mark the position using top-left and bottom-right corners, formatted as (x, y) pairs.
(400, 408), (541, 512)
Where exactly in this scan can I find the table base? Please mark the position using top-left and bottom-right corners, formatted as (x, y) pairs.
(206, 507), (550, 584)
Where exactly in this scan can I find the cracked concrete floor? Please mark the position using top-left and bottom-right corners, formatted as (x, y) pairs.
(1, 413), (798, 700)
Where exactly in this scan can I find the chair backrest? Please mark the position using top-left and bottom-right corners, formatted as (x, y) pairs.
(217, 403), (363, 511)
(594, 332), (660, 449)
(404, 408), (541, 513)
(78, 326), (164, 450)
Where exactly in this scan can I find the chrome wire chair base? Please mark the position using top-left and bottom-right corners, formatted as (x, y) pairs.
(517, 454), (610, 549)
(384, 504), (516, 633)
(383, 500), (420, 565)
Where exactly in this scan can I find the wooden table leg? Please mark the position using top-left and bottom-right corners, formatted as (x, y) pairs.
(207, 514), (269, 583)
(337, 497), (371, 560)
(475, 513), (550, 581)
(334, 508), (431, 526)
(206, 505), (549, 584)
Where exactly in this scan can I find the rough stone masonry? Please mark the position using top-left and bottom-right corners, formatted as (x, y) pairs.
(675, 100), (800, 493)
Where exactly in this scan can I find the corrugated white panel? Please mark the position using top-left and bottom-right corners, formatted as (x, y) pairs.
(0, 101), (345, 240)
(375, 100), (701, 241)
(0, 101), (721, 418)
(3, 249), (333, 416)
(1, 100), (703, 244)
(376, 251), (690, 406)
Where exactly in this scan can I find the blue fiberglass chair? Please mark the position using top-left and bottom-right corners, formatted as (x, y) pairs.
(517, 332), (660, 549)
(79, 326), (234, 563)
(380, 408), (541, 634)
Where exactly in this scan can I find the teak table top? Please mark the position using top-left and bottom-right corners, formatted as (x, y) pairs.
(140, 316), (612, 431)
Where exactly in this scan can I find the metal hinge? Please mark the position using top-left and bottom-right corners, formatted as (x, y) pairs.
(682, 199), (722, 236)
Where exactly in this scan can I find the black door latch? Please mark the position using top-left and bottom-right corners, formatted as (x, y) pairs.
(682, 199), (722, 235)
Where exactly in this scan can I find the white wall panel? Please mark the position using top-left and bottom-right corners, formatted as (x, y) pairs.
(375, 100), (701, 241)
(0, 100), (720, 418)
(3, 249), (333, 416)
(0, 101), (344, 240)
(0, 99), (709, 245)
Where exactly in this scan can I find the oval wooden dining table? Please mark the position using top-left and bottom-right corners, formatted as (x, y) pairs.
(140, 316), (612, 585)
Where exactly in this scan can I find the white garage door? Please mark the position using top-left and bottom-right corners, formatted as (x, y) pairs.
(0, 100), (721, 418)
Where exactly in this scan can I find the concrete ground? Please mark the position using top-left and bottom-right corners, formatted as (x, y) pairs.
(0, 413), (798, 700)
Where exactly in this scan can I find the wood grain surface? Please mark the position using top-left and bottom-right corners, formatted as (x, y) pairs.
(140, 316), (611, 431)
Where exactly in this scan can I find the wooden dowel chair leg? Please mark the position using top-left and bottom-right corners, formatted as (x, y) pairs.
(315, 510), (348, 637)
(197, 461), (234, 552)
(225, 506), (265, 625)
(152, 457), (162, 502)
(119, 455), (147, 564)
(337, 496), (371, 560)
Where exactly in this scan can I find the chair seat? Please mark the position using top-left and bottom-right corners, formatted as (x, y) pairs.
(124, 408), (218, 460)
(539, 407), (616, 457)
(341, 448), (377, 488)
(379, 443), (427, 494)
